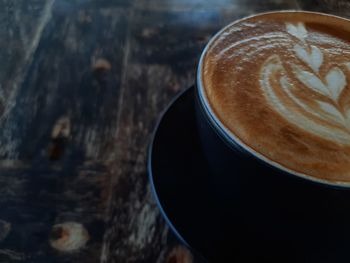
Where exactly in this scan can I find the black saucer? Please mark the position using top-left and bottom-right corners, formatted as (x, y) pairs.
(148, 87), (236, 262)
(148, 87), (303, 262)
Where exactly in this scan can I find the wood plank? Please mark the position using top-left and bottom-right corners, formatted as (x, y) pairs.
(0, 0), (54, 157)
(0, 6), (127, 161)
(0, 164), (109, 262)
(0, 3), (128, 262)
(101, 8), (224, 263)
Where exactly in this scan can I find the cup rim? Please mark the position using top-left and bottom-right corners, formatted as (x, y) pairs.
(196, 10), (350, 189)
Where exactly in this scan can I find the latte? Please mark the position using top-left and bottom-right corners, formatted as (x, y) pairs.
(200, 11), (350, 184)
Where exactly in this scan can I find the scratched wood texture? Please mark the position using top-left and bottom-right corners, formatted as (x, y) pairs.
(0, 0), (347, 262)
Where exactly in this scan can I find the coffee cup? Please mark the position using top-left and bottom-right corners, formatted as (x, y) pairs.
(195, 11), (350, 262)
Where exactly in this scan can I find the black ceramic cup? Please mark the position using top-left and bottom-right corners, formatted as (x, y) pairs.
(195, 11), (350, 263)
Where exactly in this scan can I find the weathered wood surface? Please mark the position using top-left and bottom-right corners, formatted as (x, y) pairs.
(297, 0), (350, 17)
(0, 0), (346, 262)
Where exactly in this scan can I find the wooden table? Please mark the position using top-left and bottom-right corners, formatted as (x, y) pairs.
(0, 0), (348, 262)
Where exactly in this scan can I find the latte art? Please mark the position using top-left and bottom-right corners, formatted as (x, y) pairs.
(201, 12), (350, 183)
(261, 22), (350, 145)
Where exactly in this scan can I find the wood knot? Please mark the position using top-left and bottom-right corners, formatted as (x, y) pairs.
(91, 58), (111, 85)
(48, 117), (70, 160)
(51, 117), (71, 139)
(92, 58), (111, 73)
(166, 246), (193, 263)
(49, 222), (89, 252)
(142, 28), (157, 38)
(78, 11), (92, 24)
(0, 219), (11, 242)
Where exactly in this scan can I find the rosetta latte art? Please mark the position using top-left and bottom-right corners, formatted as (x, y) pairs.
(260, 22), (350, 145)
(202, 12), (350, 181)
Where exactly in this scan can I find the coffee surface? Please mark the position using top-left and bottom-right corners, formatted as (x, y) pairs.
(201, 12), (350, 183)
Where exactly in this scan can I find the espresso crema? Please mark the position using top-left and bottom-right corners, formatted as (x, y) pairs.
(201, 12), (350, 183)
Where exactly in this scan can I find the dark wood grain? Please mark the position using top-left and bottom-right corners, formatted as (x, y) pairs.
(0, 0), (347, 262)
(100, 7), (222, 262)
(297, 0), (350, 17)
(0, 1), (127, 262)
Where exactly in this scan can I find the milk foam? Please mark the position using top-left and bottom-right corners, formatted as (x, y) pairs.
(260, 22), (350, 145)
(201, 12), (350, 182)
